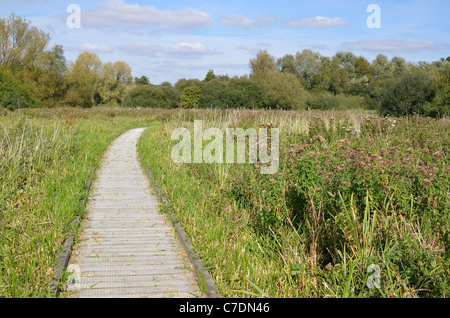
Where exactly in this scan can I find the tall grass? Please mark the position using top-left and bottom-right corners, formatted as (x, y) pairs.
(0, 107), (159, 297)
(1, 107), (448, 298)
(138, 109), (449, 298)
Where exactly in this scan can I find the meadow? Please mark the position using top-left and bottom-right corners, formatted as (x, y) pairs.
(0, 107), (448, 297)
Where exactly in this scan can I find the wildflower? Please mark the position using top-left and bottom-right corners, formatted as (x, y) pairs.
(433, 151), (443, 158)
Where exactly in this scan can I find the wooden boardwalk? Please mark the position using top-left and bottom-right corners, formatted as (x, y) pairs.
(67, 128), (200, 298)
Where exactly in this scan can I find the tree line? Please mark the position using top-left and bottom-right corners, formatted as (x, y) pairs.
(0, 13), (448, 117)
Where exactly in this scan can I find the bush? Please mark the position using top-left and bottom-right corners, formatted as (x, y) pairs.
(424, 64), (450, 117)
(260, 72), (307, 110)
(379, 69), (435, 117)
(0, 67), (38, 110)
(306, 92), (365, 110)
(199, 77), (269, 109)
(122, 84), (179, 108)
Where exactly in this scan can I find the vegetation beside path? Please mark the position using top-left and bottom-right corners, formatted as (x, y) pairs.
(1, 107), (448, 298)
(0, 107), (159, 297)
(138, 109), (449, 298)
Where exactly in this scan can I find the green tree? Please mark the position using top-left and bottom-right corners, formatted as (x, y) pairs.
(425, 64), (450, 117)
(174, 78), (202, 93)
(23, 45), (67, 106)
(199, 77), (268, 109)
(379, 68), (435, 116)
(203, 69), (216, 82)
(0, 66), (37, 110)
(261, 71), (307, 110)
(0, 14), (50, 74)
(122, 84), (179, 108)
(328, 56), (350, 95)
(355, 56), (373, 80)
(65, 51), (102, 108)
(277, 54), (298, 76)
(294, 49), (322, 89)
(98, 61), (132, 106)
(249, 50), (277, 80)
(371, 54), (393, 79)
(179, 85), (201, 108)
(135, 75), (150, 85)
(335, 51), (357, 79)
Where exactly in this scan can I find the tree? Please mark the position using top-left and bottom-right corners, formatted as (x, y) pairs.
(355, 56), (373, 80)
(296, 49), (322, 89)
(0, 14), (50, 74)
(328, 56), (350, 95)
(249, 50), (277, 80)
(261, 71), (307, 110)
(174, 78), (202, 93)
(425, 64), (450, 117)
(0, 66), (37, 110)
(23, 45), (67, 106)
(277, 54), (298, 77)
(203, 69), (216, 82)
(135, 75), (150, 85)
(65, 52), (102, 108)
(179, 85), (201, 108)
(122, 84), (179, 109)
(371, 54), (393, 79)
(335, 51), (357, 79)
(391, 56), (407, 76)
(98, 61), (132, 106)
(199, 77), (268, 109)
(379, 68), (435, 116)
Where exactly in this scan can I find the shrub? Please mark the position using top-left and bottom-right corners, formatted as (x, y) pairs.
(122, 84), (179, 108)
(379, 69), (435, 116)
(199, 77), (269, 109)
(260, 71), (307, 110)
(0, 67), (38, 110)
(424, 64), (450, 117)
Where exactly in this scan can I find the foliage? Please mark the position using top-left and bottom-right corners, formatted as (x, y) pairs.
(199, 77), (269, 109)
(64, 52), (102, 108)
(424, 64), (450, 117)
(260, 71), (308, 110)
(0, 66), (37, 110)
(122, 84), (179, 108)
(139, 109), (449, 298)
(0, 14), (49, 74)
(379, 69), (435, 116)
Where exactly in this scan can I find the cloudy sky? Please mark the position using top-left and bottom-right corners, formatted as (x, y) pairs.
(1, 0), (449, 84)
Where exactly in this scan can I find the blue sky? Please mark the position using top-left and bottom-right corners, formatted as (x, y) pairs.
(1, 0), (449, 84)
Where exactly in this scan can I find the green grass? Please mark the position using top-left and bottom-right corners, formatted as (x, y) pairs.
(0, 107), (448, 298)
(138, 109), (449, 298)
(0, 107), (160, 297)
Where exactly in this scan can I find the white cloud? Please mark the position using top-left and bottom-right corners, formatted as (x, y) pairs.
(343, 39), (441, 53)
(82, 0), (213, 32)
(221, 13), (276, 29)
(167, 42), (219, 59)
(236, 43), (272, 54)
(73, 43), (113, 53)
(285, 16), (348, 27)
(118, 42), (163, 56)
(117, 41), (219, 59)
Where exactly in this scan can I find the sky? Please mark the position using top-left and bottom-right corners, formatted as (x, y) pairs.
(1, 0), (449, 84)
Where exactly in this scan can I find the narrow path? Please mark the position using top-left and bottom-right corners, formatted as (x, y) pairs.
(67, 128), (200, 298)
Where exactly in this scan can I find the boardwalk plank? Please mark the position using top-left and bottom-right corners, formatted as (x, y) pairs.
(68, 128), (200, 298)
